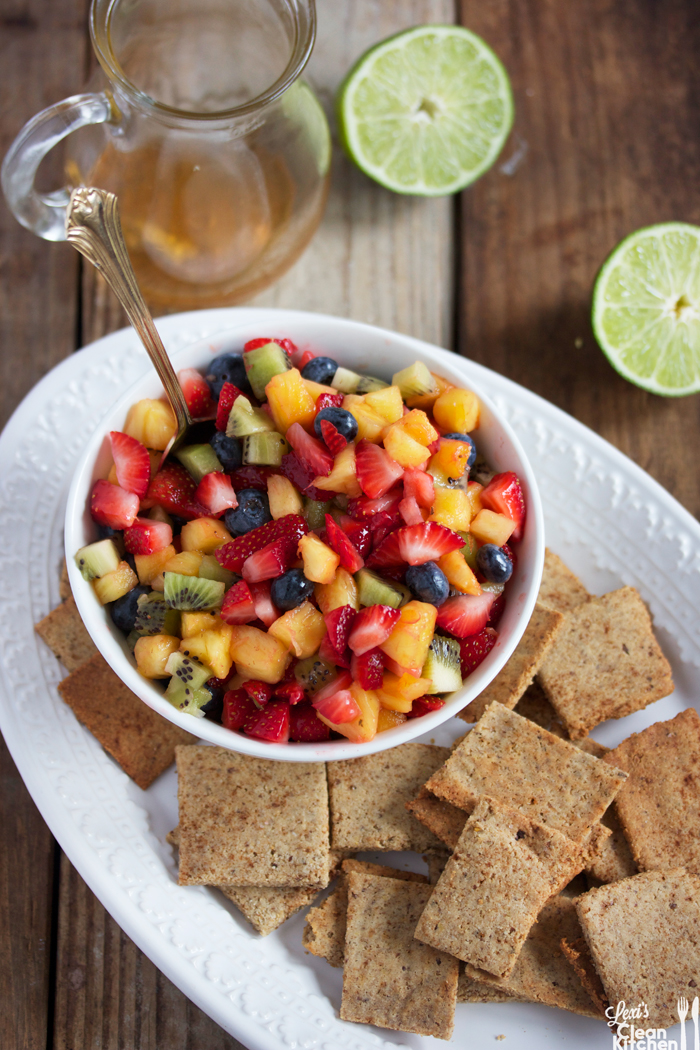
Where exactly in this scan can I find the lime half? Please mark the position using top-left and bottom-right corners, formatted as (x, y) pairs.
(337, 25), (514, 196)
(593, 222), (700, 396)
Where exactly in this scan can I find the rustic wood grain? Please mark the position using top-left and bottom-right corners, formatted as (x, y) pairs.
(458, 0), (700, 519)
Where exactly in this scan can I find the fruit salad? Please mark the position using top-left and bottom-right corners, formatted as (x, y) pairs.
(74, 338), (526, 745)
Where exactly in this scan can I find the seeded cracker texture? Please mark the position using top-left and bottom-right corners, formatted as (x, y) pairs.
(35, 595), (98, 671)
(575, 869), (700, 1028)
(537, 586), (674, 739)
(425, 702), (627, 842)
(340, 872), (458, 1039)
(327, 743), (450, 852)
(537, 549), (591, 614)
(603, 707), (700, 874)
(176, 746), (330, 887)
(57, 653), (196, 789)
(413, 798), (578, 977)
(459, 603), (563, 723)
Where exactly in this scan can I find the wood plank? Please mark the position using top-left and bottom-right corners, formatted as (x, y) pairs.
(457, 0), (700, 518)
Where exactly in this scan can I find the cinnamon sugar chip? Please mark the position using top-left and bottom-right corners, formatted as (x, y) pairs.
(35, 595), (97, 671)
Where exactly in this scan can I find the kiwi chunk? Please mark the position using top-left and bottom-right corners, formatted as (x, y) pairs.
(392, 362), (438, 399)
(175, 444), (222, 483)
(163, 572), (225, 611)
(74, 538), (121, 580)
(134, 592), (181, 636)
(294, 655), (336, 693)
(198, 554), (238, 588)
(355, 569), (407, 609)
(164, 652), (213, 715)
(356, 375), (388, 394)
(242, 431), (289, 467)
(459, 532), (479, 572)
(480, 580), (505, 596)
(422, 635), (462, 694)
(243, 342), (291, 399)
(226, 396), (276, 439)
(303, 497), (332, 529)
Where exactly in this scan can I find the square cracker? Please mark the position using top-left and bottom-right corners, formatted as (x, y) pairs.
(57, 653), (195, 789)
(35, 595), (97, 671)
(327, 743), (450, 852)
(537, 549), (590, 614)
(59, 558), (72, 600)
(560, 936), (609, 1016)
(341, 872), (458, 1040)
(176, 746), (330, 887)
(459, 603), (563, 723)
(576, 869), (700, 1028)
(603, 707), (700, 874)
(406, 787), (468, 850)
(425, 702), (627, 842)
(464, 895), (603, 1017)
(537, 587), (674, 739)
(413, 798), (580, 977)
(514, 680), (567, 738)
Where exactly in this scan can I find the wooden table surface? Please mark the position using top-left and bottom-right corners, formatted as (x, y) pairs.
(2, 0), (699, 1046)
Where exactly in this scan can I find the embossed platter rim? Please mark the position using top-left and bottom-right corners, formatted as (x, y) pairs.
(0, 307), (697, 1050)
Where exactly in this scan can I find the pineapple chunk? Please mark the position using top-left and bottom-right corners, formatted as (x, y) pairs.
(381, 670), (433, 702)
(302, 378), (336, 402)
(432, 387), (480, 433)
(180, 611), (223, 636)
(470, 509), (516, 547)
(268, 601), (326, 659)
(93, 561), (138, 604)
(267, 474), (304, 520)
(429, 488), (471, 532)
(379, 601), (437, 678)
(266, 367), (316, 434)
(107, 463), (119, 485)
(124, 399), (177, 450)
(363, 385), (404, 423)
(315, 567), (359, 613)
(377, 708), (408, 732)
(376, 688), (414, 714)
(396, 409), (439, 446)
(180, 624), (234, 679)
(134, 544), (177, 585)
(298, 533), (340, 584)
(437, 550), (482, 596)
(406, 371), (453, 410)
(467, 481), (483, 517)
(383, 426), (431, 469)
(317, 682), (380, 742)
(431, 439), (470, 480)
(229, 625), (291, 683)
(180, 517), (232, 554)
(163, 550), (203, 576)
(343, 396), (387, 442)
(312, 443), (362, 497)
(134, 634), (180, 678)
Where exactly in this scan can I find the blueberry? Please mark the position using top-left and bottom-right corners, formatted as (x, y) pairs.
(110, 584), (150, 633)
(476, 544), (513, 584)
(313, 406), (358, 444)
(405, 562), (450, 607)
(301, 356), (339, 385)
(205, 353), (252, 399)
(223, 488), (271, 536)
(209, 430), (242, 473)
(443, 432), (477, 470)
(201, 680), (224, 723)
(270, 569), (315, 611)
(169, 514), (187, 536)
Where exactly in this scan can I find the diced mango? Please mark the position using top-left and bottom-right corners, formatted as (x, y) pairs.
(312, 443), (362, 497)
(266, 367), (316, 433)
(180, 517), (232, 554)
(379, 601), (437, 678)
(302, 378), (337, 402)
(317, 682), (380, 742)
(470, 509), (516, 547)
(433, 387), (480, 433)
(377, 708), (407, 732)
(298, 533), (340, 584)
(315, 567), (359, 613)
(437, 550), (482, 596)
(134, 634), (180, 678)
(467, 481), (483, 517)
(396, 409), (439, 446)
(429, 488), (471, 532)
(267, 474), (304, 519)
(344, 397), (387, 442)
(124, 399), (177, 450)
(267, 601), (326, 659)
(229, 625), (291, 683)
(431, 439), (470, 480)
(134, 544), (176, 585)
(383, 426), (431, 469)
(381, 670), (433, 702)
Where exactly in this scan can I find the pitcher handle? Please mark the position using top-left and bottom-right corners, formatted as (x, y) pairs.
(1, 92), (113, 242)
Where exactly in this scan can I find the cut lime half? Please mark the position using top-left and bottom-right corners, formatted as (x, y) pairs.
(592, 222), (700, 396)
(337, 24), (514, 197)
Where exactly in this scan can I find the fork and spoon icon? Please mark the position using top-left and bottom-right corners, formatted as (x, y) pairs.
(677, 996), (699, 1050)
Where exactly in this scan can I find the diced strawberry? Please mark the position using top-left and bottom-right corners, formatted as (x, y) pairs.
(277, 338), (298, 356)
(312, 689), (361, 724)
(355, 440), (404, 499)
(216, 514), (308, 573)
(243, 337), (271, 353)
(315, 392), (344, 414)
(313, 670), (353, 703)
(215, 381), (244, 431)
(241, 538), (291, 583)
(319, 634), (352, 668)
(242, 679), (273, 707)
(347, 605), (401, 656)
(350, 648), (384, 689)
(146, 463), (207, 520)
(398, 496), (424, 526)
(403, 469), (435, 509)
(325, 515), (364, 573)
(249, 580), (280, 627)
(319, 419), (347, 456)
(274, 680), (306, 705)
(370, 515), (401, 552)
(459, 627), (498, 677)
(178, 367), (214, 417)
(286, 422), (334, 477)
(347, 488), (403, 521)
(123, 516), (172, 555)
(109, 431), (151, 498)
(324, 605), (357, 654)
(229, 465), (280, 492)
(406, 696), (446, 719)
(487, 591), (506, 627)
(220, 580), (257, 624)
(289, 703), (331, 741)
(90, 479), (139, 529)
(396, 521), (464, 566)
(245, 336), (296, 356)
(243, 699), (290, 742)
(365, 529), (404, 570)
(299, 349), (316, 369)
(338, 516), (372, 558)
(222, 688), (257, 730)
(427, 437), (441, 455)
(436, 592), (495, 638)
(480, 471), (526, 541)
(195, 472), (238, 517)
(280, 452), (340, 502)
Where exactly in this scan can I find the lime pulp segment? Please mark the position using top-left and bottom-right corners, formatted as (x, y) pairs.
(592, 222), (700, 396)
(337, 25), (514, 196)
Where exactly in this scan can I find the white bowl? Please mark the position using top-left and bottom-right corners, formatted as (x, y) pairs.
(65, 311), (544, 762)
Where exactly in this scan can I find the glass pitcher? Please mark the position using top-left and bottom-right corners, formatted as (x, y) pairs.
(2, 0), (331, 310)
